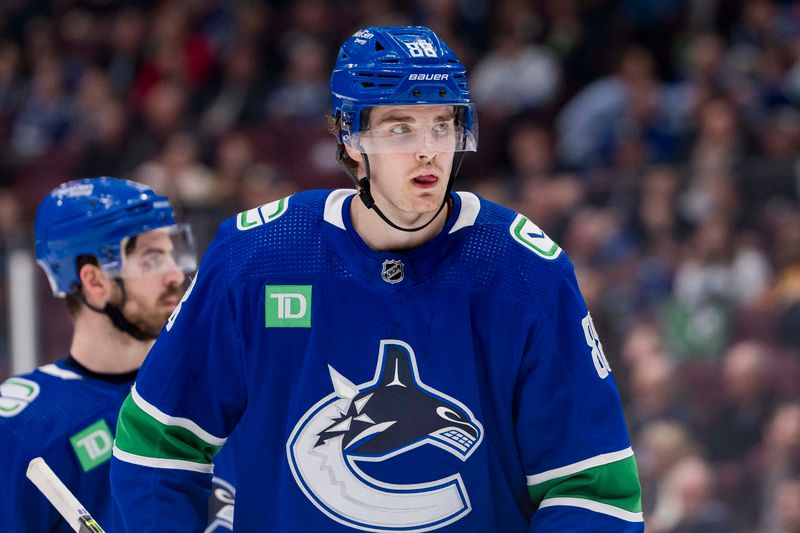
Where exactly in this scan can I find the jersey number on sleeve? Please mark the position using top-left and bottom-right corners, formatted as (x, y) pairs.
(582, 313), (611, 379)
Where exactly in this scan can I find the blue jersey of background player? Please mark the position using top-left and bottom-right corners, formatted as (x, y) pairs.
(0, 177), (234, 530)
(111, 27), (643, 531)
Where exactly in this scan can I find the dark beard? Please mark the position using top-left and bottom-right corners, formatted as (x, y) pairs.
(126, 285), (185, 339)
(126, 311), (169, 340)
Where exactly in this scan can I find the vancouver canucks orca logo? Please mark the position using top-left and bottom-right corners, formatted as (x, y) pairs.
(287, 339), (483, 532)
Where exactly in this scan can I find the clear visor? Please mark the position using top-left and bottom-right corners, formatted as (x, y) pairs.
(344, 104), (478, 155)
(106, 224), (197, 279)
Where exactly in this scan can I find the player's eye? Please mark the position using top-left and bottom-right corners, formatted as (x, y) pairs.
(140, 252), (166, 273)
(431, 122), (449, 137)
(389, 124), (412, 135)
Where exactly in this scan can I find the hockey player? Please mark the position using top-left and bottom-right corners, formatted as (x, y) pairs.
(0, 177), (203, 531)
(111, 26), (643, 531)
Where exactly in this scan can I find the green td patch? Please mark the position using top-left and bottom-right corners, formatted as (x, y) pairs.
(265, 285), (312, 328)
(70, 419), (113, 472)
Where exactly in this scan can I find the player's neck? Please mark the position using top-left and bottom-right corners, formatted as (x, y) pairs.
(351, 195), (449, 251)
(70, 312), (154, 374)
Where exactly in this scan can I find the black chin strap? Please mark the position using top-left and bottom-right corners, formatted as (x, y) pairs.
(74, 280), (154, 341)
(336, 141), (466, 233)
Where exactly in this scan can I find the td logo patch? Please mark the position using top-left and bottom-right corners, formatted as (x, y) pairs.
(265, 285), (312, 328)
(70, 419), (113, 472)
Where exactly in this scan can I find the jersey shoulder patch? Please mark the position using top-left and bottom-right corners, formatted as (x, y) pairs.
(236, 195), (291, 231)
(0, 363), (82, 418)
(0, 377), (40, 417)
(509, 213), (562, 260)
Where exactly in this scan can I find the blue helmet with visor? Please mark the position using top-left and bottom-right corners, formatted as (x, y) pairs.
(330, 26), (478, 155)
(35, 177), (197, 298)
(330, 26), (477, 232)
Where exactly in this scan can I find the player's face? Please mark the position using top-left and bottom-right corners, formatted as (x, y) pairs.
(353, 105), (456, 220)
(116, 230), (186, 339)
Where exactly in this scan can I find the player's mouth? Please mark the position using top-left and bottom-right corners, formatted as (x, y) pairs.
(161, 297), (180, 307)
(411, 173), (439, 189)
(160, 292), (182, 307)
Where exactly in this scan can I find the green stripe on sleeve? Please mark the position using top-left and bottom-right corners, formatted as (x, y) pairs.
(114, 394), (222, 465)
(528, 454), (642, 514)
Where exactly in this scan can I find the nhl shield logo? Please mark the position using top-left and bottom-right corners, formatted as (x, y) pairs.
(381, 259), (404, 284)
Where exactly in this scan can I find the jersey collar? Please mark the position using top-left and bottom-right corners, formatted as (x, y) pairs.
(323, 189), (481, 289)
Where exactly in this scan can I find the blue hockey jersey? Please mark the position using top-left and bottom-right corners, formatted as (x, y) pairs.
(0, 358), (134, 531)
(111, 189), (643, 532)
(0, 360), (236, 532)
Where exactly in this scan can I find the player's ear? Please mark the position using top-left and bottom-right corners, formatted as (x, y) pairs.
(344, 145), (364, 163)
(78, 263), (114, 308)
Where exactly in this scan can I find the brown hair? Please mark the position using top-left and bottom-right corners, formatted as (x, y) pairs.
(328, 109), (374, 178)
(327, 113), (360, 177)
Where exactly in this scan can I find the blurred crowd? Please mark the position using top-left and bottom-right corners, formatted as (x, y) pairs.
(1, 0), (800, 531)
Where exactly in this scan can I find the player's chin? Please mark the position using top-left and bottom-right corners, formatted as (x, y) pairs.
(409, 182), (444, 198)
(142, 312), (171, 335)
(407, 204), (443, 222)
(413, 192), (446, 212)
(396, 188), (445, 216)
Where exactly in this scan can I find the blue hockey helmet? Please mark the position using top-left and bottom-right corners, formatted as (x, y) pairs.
(330, 26), (477, 154)
(34, 177), (197, 297)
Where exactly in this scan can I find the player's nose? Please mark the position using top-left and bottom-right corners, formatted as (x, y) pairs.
(162, 265), (185, 287)
(414, 147), (438, 162)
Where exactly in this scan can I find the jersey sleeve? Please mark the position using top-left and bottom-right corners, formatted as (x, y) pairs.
(111, 223), (247, 532)
(515, 263), (643, 532)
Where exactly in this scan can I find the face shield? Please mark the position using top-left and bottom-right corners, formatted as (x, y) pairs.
(342, 104), (478, 155)
(107, 224), (197, 280)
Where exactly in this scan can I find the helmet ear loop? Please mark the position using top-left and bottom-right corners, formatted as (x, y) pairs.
(336, 129), (376, 209)
(359, 152), (375, 209)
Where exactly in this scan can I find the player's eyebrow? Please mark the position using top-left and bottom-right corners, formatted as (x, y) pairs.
(375, 113), (415, 125)
(375, 110), (455, 125)
(138, 246), (169, 257)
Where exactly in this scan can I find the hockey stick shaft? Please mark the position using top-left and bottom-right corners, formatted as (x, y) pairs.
(26, 457), (106, 532)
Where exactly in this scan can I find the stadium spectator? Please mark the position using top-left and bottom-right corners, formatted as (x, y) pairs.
(636, 421), (698, 518)
(757, 403), (800, 531)
(649, 456), (737, 533)
(471, 2), (561, 118)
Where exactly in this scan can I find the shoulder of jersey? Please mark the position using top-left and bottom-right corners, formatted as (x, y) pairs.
(220, 191), (328, 274)
(0, 364), (122, 465)
(223, 191), (569, 290)
(0, 363), (85, 424)
(223, 191), (329, 252)
(460, 193), (567, 264)
(227, 190), (326, 235)
(445, 193), (570, 305)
